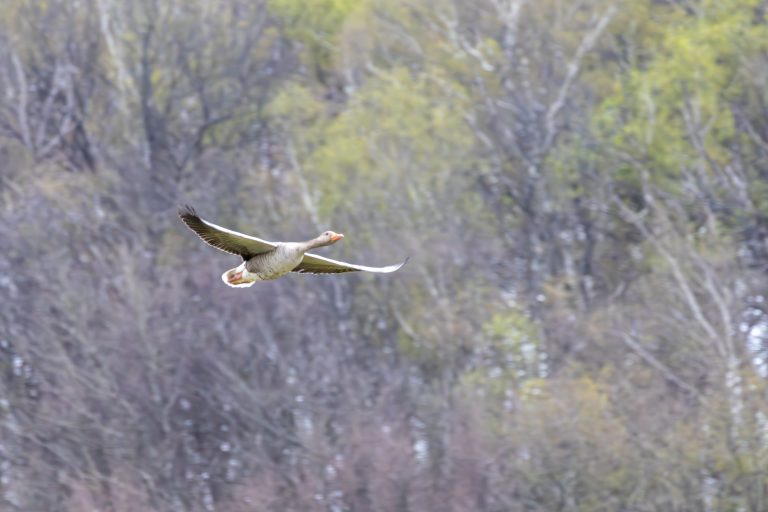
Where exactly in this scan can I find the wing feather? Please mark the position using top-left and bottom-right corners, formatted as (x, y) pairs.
(179, 205), (276, 259)
(293, 253), (409, 274)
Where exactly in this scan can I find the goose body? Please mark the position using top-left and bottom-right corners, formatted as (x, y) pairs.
(179, 206), (407, 288)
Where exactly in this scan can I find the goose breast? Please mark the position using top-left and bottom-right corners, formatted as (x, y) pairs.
(245, 243), (305, 280)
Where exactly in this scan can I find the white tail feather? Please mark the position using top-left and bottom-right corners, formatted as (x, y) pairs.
(221, 266), (256, 288)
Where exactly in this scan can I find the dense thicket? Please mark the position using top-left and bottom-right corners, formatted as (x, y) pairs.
(2, 0), (768, 510)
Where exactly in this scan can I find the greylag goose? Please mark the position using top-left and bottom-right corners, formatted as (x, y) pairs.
(179, 206), (407, 288)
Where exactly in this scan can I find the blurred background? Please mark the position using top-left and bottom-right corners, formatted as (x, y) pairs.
(1, 0), (768, 510)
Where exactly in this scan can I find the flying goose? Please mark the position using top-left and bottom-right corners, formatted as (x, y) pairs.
(179, 206), (407, 288)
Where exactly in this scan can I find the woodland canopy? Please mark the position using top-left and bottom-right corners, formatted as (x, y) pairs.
(1, 0), (768, 510)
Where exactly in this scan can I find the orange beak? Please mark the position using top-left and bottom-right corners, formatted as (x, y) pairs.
(331, 233), (344, 242)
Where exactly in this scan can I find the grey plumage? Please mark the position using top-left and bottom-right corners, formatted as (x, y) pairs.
(179, 206), (408, 287)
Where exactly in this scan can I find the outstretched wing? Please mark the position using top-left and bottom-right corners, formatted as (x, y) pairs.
(293, 253), (409, 274)
(179, 205), (276, 260)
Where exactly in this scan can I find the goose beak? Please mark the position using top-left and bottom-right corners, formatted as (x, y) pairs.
(331, 233), (344, 242)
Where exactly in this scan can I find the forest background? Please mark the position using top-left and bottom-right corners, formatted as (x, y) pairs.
(1, 0), (768, 511)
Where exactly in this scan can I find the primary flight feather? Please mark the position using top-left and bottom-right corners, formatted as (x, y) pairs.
(179, 206), (408, 288)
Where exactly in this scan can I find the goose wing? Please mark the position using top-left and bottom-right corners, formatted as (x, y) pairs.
(293, 253), (409, 274)
(179, 205), (276, 260)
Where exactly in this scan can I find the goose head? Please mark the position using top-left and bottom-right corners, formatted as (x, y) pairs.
(310, 230), (344, 248)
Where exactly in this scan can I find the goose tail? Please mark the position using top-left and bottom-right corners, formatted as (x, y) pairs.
(222, 266), (256, 288)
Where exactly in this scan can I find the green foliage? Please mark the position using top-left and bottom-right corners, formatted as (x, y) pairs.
(311, 68), (472, 214)
(270, 0), (365, 39)
(269, 0), (368, 74)
(267, 66), (474, 223)
(599, 0), (768, 192)
(458, 310), (543, 420)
